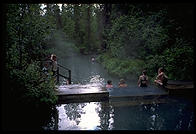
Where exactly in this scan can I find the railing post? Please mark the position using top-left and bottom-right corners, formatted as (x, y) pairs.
(68, 70), (71, 84)
(57, 67), (59, 84)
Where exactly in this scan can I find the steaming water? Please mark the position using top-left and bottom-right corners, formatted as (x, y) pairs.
(52, 30), (167, 97)
(44, 30), (194, 130)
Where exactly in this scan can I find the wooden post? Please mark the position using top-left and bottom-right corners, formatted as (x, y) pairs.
(68, 70), (71, 84)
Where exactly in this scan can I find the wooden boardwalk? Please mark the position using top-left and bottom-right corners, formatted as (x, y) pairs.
(55, 80), (193, 104)
(55, 84), (169, 104)
(56, 84), (109, 104)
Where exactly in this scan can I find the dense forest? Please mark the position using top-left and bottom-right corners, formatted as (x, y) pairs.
(58, 3), (194, 81)
(1, 3), (194, 130)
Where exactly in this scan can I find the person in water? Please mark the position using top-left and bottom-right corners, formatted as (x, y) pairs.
(106, 80), (113, 88)
(91, 57), (95, 62)
(119, 79), (128, 88)
(138, 70), (148, 87)
(154, 67), (168, 86)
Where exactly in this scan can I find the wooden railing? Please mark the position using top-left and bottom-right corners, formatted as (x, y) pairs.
(39, 60), (71, 84)
(57, 63), (71, 84)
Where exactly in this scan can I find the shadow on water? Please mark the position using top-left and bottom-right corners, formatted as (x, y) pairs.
(44, 30), (194, 130)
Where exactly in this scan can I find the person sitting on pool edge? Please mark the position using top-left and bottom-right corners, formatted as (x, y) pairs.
(154, 67), (168, 87)
(119, 79), (128, 88)
(138, 70), (148, 87)
(106, 80), (113, 88)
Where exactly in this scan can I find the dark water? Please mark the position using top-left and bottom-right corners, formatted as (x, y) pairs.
(44, 96), (194, 130)
(43, 31), (194, 130)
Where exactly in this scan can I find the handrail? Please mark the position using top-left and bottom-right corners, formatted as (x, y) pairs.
(57, 66), (71, 85)
(57, 63), (71, 71)
(58, 73), (69, 79)
(37, 59), (70, 71)
(38, 59), (72, 84)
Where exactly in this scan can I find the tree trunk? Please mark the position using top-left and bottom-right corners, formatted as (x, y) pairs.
(86, 5), (91, 50)
(102, 4), (112, 50)
(73, 4), (80, 44)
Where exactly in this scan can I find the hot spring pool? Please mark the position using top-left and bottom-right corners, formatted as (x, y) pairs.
(44, 95), (194, 130)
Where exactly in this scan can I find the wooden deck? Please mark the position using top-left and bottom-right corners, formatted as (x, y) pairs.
(55, 84), (169, 104)
(56, 84), (109, 104)
(55, 80), (194, 104)
(157, 80), (194, 97)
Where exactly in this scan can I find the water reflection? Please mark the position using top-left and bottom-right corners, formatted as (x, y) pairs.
(146, 103), (165, 130)
(96, 101), (114, 130)
(78, 102), (101, 130)
(57, 102), (114, 130)
(52, 97), (194, 130)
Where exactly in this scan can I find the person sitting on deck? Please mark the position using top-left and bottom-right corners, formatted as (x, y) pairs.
(154, 67), (168, 87)
(119, 79), (128, 88)
(138, 70), (148, 87)
(106, 80), (113, 88)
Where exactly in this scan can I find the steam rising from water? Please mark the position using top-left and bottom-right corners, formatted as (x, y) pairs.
(51, 30), (77, 60)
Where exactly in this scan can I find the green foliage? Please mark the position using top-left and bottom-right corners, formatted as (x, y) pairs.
(61, 4), (75, 39)
(144, 38), (194, 81)
(99, 4), (193, 81)
(97, 53), (145, 78)
(61, 4), (102, 53)
(107, 10), (169, 59)
(6, 62), (58, 107)
(4, 4), (59, 129)
(163, 41), (193, 80)
(23, 62), (57, 107)
(5, 4), (58, 109)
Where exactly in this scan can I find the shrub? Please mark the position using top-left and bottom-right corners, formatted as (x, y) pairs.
(97, 53), (145, 79)
(144, 38), (194, 81)
(23, 62), (58, 107)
